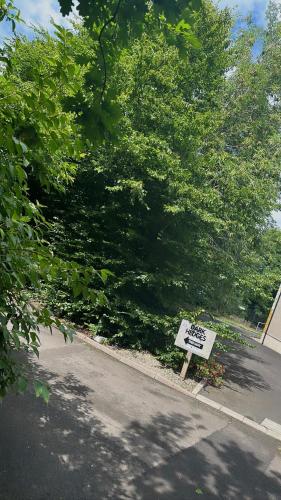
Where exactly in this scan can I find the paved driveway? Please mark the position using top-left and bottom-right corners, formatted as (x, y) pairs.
(201, 336), (281, 426)
(0, 328), (280, 499)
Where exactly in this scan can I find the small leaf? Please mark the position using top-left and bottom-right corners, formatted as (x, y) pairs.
(45, 99), (56, 114)
(17, 376), (28, 393)
(100, 268), (114, 284)
(65, 327), (75, 342)
(96, 291), (108, 306)
(0, 359), (7, 369)
(34, 380), (43, 397)
(40, 385), (50, 403)
(34, 380), (50, 403)
(58, 323), (74, 342)
(0, 56), (11, 69)
(66, 64), (76, 78)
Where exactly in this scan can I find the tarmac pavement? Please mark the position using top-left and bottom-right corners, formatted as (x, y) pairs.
(201, 336), (281, 426)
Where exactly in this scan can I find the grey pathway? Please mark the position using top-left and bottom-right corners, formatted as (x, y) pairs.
(0, 328), (280, 499)
(201, 336), (281, 425)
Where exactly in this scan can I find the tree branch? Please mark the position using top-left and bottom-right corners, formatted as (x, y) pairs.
(98, 0), (122, 102)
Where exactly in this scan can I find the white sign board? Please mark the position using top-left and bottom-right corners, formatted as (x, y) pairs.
(175, 320), (217, 360)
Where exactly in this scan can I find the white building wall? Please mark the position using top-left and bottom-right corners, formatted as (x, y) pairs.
(262, 285), (281, 354)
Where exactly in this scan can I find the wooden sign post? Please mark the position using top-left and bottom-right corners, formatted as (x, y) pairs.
(175, 320), (217, 380)
(180, 351), (193, 380)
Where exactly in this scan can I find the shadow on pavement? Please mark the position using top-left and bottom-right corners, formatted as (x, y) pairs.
(218, 342), (271, 392)
(132, 433), (281, 500)
(0, 360), (280, 499)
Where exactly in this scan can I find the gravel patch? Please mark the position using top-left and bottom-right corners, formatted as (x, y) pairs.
(109, 346), (198, 391)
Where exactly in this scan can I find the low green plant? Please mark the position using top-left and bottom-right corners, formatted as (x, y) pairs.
(195, 358), (225, 387)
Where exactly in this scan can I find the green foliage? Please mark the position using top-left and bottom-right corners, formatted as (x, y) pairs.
(240, 229), (281, 323)
(34, 380), (50, 403)
(195, 359), (225, 387)
(58, 0), (202, 33)
(0, 0), (21, 30)
(0, 28), (106, 398)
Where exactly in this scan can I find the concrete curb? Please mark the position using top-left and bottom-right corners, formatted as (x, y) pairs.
(76, 332), (196, 398)
(192, 379), (207, 395)
(76, 331), (281, 442)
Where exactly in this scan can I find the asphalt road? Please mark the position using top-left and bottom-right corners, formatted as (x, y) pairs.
(0, 328), (280, 499)
(202, 335), (281, 425)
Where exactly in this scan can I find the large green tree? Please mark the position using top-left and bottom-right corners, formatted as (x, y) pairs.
(44, 4), (233, 342)
(241, 229), (281, 323)
(44, 2), (281, 357)
(217, 3), (281, 318)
